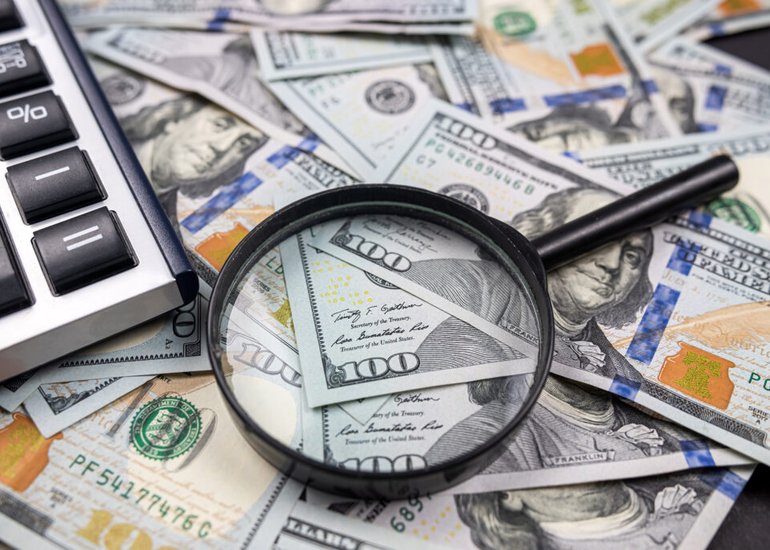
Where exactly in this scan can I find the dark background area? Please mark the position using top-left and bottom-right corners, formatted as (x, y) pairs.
(708, 27), (770, 70)
(704, 27), (770, 550)
(710, 464), (770, 548)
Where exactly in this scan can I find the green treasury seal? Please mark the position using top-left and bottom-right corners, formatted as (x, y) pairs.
(493, 11), (536, 37)
(706, 197), (761, 233)
(130, 396), (201, 460)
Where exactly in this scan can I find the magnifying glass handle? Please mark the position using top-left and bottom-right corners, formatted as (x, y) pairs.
(531, 154), (739, 272)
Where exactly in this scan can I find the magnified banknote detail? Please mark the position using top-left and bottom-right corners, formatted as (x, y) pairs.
(281, 227), (538, 407)
(302, 371), (749, 490)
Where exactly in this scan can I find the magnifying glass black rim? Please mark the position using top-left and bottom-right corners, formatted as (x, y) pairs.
(208, 184), (554, 499)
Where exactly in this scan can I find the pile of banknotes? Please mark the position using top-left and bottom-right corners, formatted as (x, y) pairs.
(2, 0), (770, 548)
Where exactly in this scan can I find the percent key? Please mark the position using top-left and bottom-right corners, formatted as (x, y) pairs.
(0, 90), (76, 159)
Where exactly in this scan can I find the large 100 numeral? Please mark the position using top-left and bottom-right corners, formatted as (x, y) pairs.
(337, 353), (419, 382)
(339, 234), (411, 271)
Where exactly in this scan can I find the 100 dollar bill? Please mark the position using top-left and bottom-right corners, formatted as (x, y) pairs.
(370, 99), (629, 217)
(550, 213), (770, 467)
(86, 28), (355, 174)
(268, 64), (443, 179)
(281, 229), (535, 407)
(0, 373), (303, 548)
(612, 0), (719, 52)
(309, 99), (628, 348)
(252, 29), (433, 80)
(304, 372), (749, 493)
(61, 0), (478, 26)
(432, 0), (680, 151)
(578, 126), (770, 236)
(324, 466), (753, 549)
(647, 37), (770, 134)
(92, 57), (357, 366)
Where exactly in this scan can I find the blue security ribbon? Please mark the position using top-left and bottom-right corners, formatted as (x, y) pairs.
(213, 8), (231, 20)
(299, 134), (320, 152)
(626, 284), (681, 364)
(705, 85), (728, 112)
(609, 375), (641, 400)
(544, 85), (626, 107)
(701, 469), (747, 500)
(680, 440), (716, 468)
(642, 79), (659, 94)
(268, 146), (302, 169)
(489, 97), (527, 114)
(181, 172), (263, 233)
(697, 123), (719, 132)
(708, 22), (726, 36)
(626, 212), (712, 364)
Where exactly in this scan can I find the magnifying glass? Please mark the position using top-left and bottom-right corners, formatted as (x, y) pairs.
(208, 155), (738, 499)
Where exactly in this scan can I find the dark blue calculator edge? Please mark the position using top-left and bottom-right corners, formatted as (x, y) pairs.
(37, 0), (198, 304)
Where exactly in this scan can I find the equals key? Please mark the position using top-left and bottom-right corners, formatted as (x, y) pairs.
(33, 206), (136, 295)
(7, 147), (105, 224)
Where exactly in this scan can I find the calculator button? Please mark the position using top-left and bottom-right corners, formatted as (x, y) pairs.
(7, 148), (105, 224)
(0, 1), (21, 33)
(33, 207), (136, 295)
(0, 220), (30, 316)
(0, 91), (77, 159)
(0, 41), (50, 98)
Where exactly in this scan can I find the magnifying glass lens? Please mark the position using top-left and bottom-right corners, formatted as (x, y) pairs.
(213, 205), (550, 494)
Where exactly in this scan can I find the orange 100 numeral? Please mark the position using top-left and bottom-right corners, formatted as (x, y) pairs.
(77, 509), (211, 549)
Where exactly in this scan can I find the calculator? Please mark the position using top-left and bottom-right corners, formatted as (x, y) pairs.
(0, 0), (198, 380)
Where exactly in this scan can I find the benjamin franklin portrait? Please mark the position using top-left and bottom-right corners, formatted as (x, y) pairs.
(409, 185), (653, 384)
(120, 96), (268, 233)
(513, 186), (653, 383)
(425, 373), (692, 471)
(507, 84), (669, 152)
(159, 36), (307, 135)
(649, 64), (699, 134)
(508, 104), (635, 152)
(455, 473), (710, 549)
